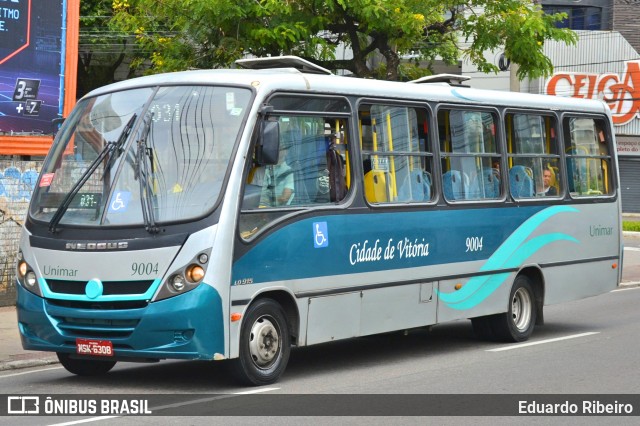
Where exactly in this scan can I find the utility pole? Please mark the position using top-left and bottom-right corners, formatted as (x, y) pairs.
(510, 62), (520, 92)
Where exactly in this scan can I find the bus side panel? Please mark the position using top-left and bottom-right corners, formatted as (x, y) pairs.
(304, 283), (438, 345)
(360, 283), (436, 336)
(543, 260), (619, 305)
(306, 292), (361, 345)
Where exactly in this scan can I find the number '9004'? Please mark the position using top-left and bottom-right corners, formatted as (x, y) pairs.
(465, 237), (483, 252)
(131, 262), (159, 276)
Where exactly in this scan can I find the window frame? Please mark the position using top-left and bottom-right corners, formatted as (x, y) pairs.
(238, 93), (353, 240)
(435, 104), (503, 204)
(561, 112), (616, 199)
(504, 109), (564, 201)
(357, 99), (436, 206)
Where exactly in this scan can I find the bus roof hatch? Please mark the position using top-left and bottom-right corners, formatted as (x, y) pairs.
(235, 56), (333, 76)
(408, 74), (471, 86)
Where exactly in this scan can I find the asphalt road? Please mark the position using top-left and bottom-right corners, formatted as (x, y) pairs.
(1, 285), (639, 424)
(1, 236), (638, 424)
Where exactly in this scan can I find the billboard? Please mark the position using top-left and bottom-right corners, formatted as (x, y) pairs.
(0, 0), (78, 155)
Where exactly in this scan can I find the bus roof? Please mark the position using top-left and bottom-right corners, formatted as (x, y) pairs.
(83, 66), (609, 115)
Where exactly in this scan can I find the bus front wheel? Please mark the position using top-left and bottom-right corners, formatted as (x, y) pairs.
(232, 298), (291, 386)
(493, 275), (537, 342)
(57, 353), (116, 376)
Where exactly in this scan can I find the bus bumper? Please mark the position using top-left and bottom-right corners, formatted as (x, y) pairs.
(16, 283), (225, 361)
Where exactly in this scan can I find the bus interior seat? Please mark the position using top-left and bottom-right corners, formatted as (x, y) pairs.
(509, 165), (534, 198)
(476, 168), (500, 199)
(364, 170), (388, 203)
(443, 169), (464, 200)
(397, 169), (431, 202)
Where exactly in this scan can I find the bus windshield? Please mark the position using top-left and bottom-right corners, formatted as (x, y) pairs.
(30, 85), (252, 228)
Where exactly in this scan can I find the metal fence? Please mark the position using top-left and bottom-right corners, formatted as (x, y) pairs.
(0, 159), (42, 306)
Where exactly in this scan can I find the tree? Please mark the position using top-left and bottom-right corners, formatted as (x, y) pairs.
(78, 0), (133, 97)
(110, 0), (576, 81)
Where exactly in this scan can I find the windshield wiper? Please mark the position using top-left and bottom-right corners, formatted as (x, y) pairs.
(135, 113), (159, 234)
(49, 114), (138, 233)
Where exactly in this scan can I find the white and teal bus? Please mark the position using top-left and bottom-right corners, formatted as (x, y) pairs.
(16, 57), (622, 385)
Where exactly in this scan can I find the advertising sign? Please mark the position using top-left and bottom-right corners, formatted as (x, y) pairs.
(546, 60), (640, 127)
(0, 0), (63, 137)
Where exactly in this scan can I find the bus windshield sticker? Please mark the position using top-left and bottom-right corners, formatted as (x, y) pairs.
(313, 222), (329, 248)
(109, 191), (131, 213)
(39, 173), (54, 187)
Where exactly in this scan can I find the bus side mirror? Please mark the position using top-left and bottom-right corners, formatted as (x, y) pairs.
(257, 120), (280, 165)
(52, 117), (65, 137)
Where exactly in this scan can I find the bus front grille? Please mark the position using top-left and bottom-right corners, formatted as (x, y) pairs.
(46, 299), (149, 310)
(54, 317), (139, 338)
(46, 279), (155, 296)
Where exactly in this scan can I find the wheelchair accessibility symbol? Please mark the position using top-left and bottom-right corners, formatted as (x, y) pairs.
(313, 222), (328, 248)
(109, 191), (131, 213)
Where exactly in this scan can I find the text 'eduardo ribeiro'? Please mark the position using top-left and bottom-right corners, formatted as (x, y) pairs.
(519, 400), (633, 415)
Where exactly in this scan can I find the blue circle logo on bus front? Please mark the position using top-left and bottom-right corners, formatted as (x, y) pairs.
(85, 279), (104, 299)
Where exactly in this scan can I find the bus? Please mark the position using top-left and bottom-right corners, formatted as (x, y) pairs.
(15, 56), (622, 385)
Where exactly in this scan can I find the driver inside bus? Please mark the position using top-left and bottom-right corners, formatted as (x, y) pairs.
(258, 141), (294, 207)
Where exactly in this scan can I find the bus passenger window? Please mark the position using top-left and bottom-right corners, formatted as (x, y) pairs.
(239, 113), (351, 239)
(506, 113), (562, 199)
(563, 117), (612, 197)
(439, 109), (500, 201)
(359, 104), (433, 204)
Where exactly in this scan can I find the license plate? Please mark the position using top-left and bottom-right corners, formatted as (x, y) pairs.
(76, 338), (114, 357)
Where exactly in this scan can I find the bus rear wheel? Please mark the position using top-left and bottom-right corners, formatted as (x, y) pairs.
(232, 298), (290, 386)
(492, 275), (537, 342)
(57, 353), (116, 376)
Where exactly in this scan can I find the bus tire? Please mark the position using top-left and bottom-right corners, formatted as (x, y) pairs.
(232, 298), (290, 386)
(57, 353), (116, 376)
(492, 275), (537, 342)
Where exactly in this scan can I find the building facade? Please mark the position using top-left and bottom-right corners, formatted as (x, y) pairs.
(463, 0), (640, 212)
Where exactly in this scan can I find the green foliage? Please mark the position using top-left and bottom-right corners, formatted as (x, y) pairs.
(107, 0), (576, 80)
(77, 0), (131, 96)
(623, 221), (640, 233)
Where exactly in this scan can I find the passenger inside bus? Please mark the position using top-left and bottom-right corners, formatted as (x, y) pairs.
(542, 168), (557, 196)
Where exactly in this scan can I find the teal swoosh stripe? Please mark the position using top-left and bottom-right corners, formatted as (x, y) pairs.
(436, 206), (580, 309)
(480, 205), (579, 272)
(503, 233), (579, 268)
(444, 273), (510, 310)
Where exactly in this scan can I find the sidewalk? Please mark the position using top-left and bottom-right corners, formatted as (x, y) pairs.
(0, 306), (58, 371)
(2, 280), (640, 372)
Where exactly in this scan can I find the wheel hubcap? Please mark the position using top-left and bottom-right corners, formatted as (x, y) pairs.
(512, 287), (532, 332)
(248, 316), (280, 368)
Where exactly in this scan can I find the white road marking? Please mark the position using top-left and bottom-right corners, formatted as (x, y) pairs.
(624, 247), (640, 252)
(0, 366), (62, 378)
(486, 332), (600, 352)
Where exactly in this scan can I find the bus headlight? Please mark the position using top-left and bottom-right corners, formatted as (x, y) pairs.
(25, 271), (37, 288)
(154, 250), (211, 301)
(18, 261), (28, 278)
(170, 275), (186, 292)
(16, 253), (42, 297)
